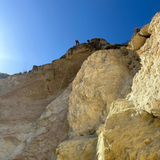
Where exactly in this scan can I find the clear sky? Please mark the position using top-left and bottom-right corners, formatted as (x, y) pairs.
(0, 0), (160, 75)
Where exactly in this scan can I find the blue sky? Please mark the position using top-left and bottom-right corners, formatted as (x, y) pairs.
(0, 0), (160, 75)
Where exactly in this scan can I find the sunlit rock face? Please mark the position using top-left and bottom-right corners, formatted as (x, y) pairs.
(9, 85), (71, 160)
(67, 49), (131, 138)
(1, 12), (160, 160)
(56, 136), (97, 160)
(0, 84), (71, 160)
(0, 38), (108, 97)
(127, 12), (160, 118)
(57, 12), (160, 160)
(0, 38), (112, 160)
(97, 108), (160, 160)
(129, 23), (151, 51)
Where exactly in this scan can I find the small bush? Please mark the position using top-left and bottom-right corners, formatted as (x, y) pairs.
(23, 71), (27, 74)
(134, 27), (140, 35)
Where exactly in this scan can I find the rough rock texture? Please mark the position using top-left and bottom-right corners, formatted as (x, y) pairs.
(68, 49), (134, 138)
(56, 136), (97, 160)
(1, 12), (160, 160)
(140, 24), (151, 37)
(107, 99), (135, 119)
(60, 38), (109, 59)
(97, 108), (160, 160)
(129, 24), (151, 51)
(0, 84), (71, 160)
(0, 39), (108, 160)
(54, 43), (141, 159)
(0, 55), (88, 97)
(0, 54), (92, 124)
(127, 12), (160, 118)
(0, 38), (108, 97)
(130, 32), (147, 50)
(56, 12), (160, 160)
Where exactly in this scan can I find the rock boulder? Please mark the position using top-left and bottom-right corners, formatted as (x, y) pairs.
(68, 49), (131, 137)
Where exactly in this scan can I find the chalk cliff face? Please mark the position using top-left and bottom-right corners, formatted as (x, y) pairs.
(127, 12), (160, 118)
(0, 12), (160, 160)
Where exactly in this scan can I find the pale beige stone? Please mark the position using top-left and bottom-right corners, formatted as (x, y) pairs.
(131, 33), (147, 50)
(1, 12), (160, 160)
(0, 38), (110, 159)
(62, 38), (108, 59)
(97, 109), (160, 160)
(107, 99), (135, 119)
(65, 43), (92, 58)
(68, 49), (130, 137)
(140, 23), (151, 37)
(127, 12), (160, 117)
(7, 84), (71, 160)
(56, 136), (97, 160)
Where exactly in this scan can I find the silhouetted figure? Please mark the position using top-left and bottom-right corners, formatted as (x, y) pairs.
(87, 39), (90, 43)
(75, 40), (79, 45)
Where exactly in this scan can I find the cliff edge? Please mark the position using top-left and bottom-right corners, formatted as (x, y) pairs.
(0, 12), (160, 160)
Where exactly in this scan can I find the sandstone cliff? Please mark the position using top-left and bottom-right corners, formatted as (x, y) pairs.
(0, 12), (160, 160)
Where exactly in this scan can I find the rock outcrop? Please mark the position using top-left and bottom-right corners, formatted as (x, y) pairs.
(68, 49), (131, 137)
(0, 38), (110, 160)
(56, 136), (97, 160)
(1, 12), (160, 160)
(97, 108), (160, 160)
(129, 24), (151, 51)
(127, 12), (160, 118)
(0, 72), (10, 79)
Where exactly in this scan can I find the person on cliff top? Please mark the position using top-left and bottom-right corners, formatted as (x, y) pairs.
(87, 39), (90, 43)
(75, 40), (79, 45)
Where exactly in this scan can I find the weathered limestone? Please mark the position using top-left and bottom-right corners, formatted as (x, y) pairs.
(60, 38), (109, 59)
(0, 41), (102, 160)
(56, 136), (97, 160)
(1, 12), (160, 160)
(107, 99), (135, 119)
(68, 49), (131, 137)
(97, 108), (160, 160)
(64, 43), (92, 58)
(127, 12), (160, 118)
(1, 39), (107, 97)
(129, 24), (151, 51)
(1, 84), (71, 160)
(131, 32), (147, 50)
(140, 24), (151, 37)
(0, 53), (89, 97)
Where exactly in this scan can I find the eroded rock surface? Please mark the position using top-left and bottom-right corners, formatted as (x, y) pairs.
(1, 12), (160, 160)
(0, 40), (106, 160)
(0, 84), (71, 160)
(56, 136), (97, 160)
(68, 49), (133, 137)
(97, 108), (160, 160)
(60, 38), (109, 59)
(127, 12), (160, 118)
(129, 24), (151, 51)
